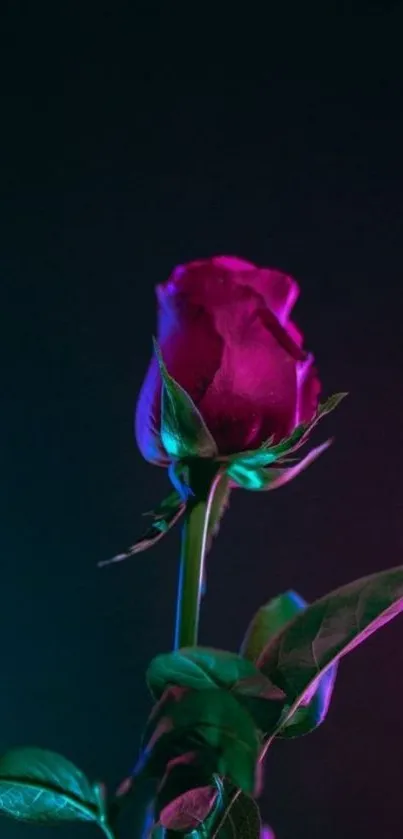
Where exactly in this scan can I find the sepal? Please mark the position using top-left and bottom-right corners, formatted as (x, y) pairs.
(153, 338), (218, 460)
(99, 491), (185, 567)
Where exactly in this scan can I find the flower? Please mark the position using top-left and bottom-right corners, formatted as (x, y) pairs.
(135, 256), (320, 465)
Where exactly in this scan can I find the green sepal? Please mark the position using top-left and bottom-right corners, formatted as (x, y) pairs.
(257, 564), (403, 740)
(0, 747), (99, 824)
(99, 473), (231, 570)
(99, 490), (185, 567)
(316, 391), (349, 420)
(262, 391), (347, 460)
(227, 440), (331, 491)
(225, 462), (270, 491)
(153, 338), (218, 460)
(205, 472), (231, 554)
(137, 688), (260, 795)
(225, 392), (347, 473)
(241, 591), (338, 738)
(270, 391), (347, 456)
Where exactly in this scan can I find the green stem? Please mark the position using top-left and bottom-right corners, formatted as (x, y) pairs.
(100, 824), (120, 839)
(174, 465), (223, 649)
(93, 781), (121, 839)
(109, 466), (225, 832)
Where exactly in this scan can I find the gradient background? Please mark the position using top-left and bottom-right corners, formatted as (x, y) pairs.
(2, 3), (403, 838)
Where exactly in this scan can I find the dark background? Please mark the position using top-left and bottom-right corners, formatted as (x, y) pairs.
(2, 2), (403, 838)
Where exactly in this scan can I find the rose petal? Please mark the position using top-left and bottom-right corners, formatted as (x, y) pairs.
(135, 292), (223, 464)
(158, 260), (299, 330)
(212, 255), (256, 272)
(296, 353), (321, 425)
(286, 319), (304, 347)
(136, 258), (320, 461)
(256, 268), (300, 324)
(199, 300), (299, 452)
(135, 357), (171, 465)
(213, 259), (300, 325)
(157, 260), (238, 307)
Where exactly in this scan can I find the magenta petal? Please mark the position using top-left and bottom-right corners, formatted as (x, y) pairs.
(212, 255), (256, 272)
(257, 269), (299, 324)
(213, 257), (300, 324)
(136, 257), (320, 461)
(135, 291), (223, 465)
(135, 357), (170, 465)
(296, 354), (321, 425)
(214, 259), (300, 325)
(286, 319), (304, 348)
(200, 307), (299, 452)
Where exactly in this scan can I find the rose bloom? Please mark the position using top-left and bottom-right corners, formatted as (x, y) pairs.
(135, 256), (320, 465)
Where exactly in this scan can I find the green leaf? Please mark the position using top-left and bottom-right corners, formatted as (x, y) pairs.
(98, 490), (186, 567)
(137, 689), (260, 795)
(155, 776), (223, 838)
(146, 648), (285, 735)
(257, 565), (403, 735)
(210, 786), (261, 839)
(279, 663), (337, 738)
(147, 647), (278, 700)
(158, 783), (218, 831)
(0, 747), (98, 824)
(156, 775), (261, 839)
(161, 788), (218, 832)
(227, 441), (331, 491)
(153, 338), (218, 460)
(241, 590), (337, 738)
(241, 590), (308, 662)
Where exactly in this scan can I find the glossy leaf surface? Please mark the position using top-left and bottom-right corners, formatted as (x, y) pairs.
(0, 748), (98, 824)
(147, 647), (278, 699)
(257, 565), (403, 733)
(138, 688), (260, 794)
(241, 590), (337, 737)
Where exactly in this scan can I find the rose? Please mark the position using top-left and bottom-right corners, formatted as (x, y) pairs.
(135, 256), (320, 465)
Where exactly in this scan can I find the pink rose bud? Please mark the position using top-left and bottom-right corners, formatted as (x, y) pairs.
(135, 256), (320, 465)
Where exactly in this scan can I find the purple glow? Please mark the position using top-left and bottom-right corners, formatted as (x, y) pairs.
(261, 825), (276, 839)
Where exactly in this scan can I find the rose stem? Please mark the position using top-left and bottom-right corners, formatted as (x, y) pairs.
(101, 824), (120, 839)
(174, 464), (223, 649)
